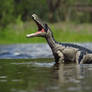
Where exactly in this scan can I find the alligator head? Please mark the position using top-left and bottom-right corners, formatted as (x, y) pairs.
(26, 14), (61, 63)
(26, 14), (49, 38)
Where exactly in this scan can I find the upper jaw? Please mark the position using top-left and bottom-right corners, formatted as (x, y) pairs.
(32, 14), (44, 28)
(26, 14), (45, 38)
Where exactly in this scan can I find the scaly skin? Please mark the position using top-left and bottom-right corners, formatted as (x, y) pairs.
(26, 14), (92, 64)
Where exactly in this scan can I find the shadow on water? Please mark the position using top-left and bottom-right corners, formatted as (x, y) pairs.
(0, 59), (92, 92)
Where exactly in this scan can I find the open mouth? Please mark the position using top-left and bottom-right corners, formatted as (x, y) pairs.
(26, 14), (45, 38)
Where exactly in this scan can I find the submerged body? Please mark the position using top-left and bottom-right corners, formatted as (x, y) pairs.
(26, 14), (92, 64)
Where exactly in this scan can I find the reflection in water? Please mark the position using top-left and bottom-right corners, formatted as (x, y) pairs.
(53, 63), (92, 92)
(0, 59), (92, 92)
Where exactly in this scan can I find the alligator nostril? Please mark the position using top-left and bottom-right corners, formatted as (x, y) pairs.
(32, 14), (36, 17)
(32, 14), (39, 21)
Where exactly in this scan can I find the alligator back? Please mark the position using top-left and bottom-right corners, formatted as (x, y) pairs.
(60, 43), (92, 53)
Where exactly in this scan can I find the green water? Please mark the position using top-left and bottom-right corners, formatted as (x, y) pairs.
(0, 59), (92, 92)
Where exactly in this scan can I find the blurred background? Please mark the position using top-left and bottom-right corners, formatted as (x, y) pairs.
(0, 0), (92, 44)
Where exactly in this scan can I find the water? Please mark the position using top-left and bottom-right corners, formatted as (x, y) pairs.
(0, 44), (53, 59)
(0, 43), (92, 92)
(0, 59), (92, 92)
(0, 43), (92, 59)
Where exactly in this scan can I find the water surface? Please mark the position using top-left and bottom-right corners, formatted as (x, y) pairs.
(0, 43), (92, 59)
(0, 59), (92, 92)
(0, 43), (92, 92)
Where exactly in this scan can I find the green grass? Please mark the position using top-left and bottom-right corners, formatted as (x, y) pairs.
(0, 22), (92, 44)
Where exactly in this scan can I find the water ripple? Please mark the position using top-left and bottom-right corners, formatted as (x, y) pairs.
(0, 43), (92, 59)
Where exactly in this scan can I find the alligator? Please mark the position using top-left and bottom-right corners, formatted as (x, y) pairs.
(26, 14), (92, 64)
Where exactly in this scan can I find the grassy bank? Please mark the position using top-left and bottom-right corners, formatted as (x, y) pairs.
(0, 22), (92, 44)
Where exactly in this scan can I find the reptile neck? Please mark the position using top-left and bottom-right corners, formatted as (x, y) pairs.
(45, 33), (57, 50)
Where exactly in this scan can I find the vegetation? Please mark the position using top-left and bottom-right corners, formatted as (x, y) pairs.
(0, 0), (92, 44)
(0, 22), (92, 44)
(0, 0), (92, 27)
